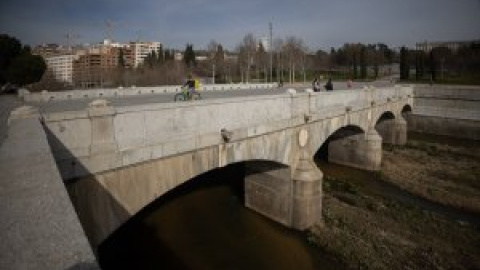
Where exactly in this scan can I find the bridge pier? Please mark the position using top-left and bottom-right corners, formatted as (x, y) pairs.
(376, 118), (407, 146)
(328, 128), (382, 171)
(245, 162), (292, 227)
(245, 130), (323, 230)
(291, 149), (323, 229)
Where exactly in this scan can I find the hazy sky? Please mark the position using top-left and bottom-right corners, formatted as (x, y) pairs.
(1, 0), (479, 51)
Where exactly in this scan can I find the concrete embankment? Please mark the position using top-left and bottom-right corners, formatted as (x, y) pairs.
(409, 85), (480, 140)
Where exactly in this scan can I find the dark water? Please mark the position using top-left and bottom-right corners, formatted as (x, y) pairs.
(98, 163), (344, 270)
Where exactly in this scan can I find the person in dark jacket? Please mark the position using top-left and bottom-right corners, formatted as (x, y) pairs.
(324, 78), (333, 91)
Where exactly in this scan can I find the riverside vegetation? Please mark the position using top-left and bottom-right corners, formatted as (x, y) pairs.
(310, 132), (480, 270)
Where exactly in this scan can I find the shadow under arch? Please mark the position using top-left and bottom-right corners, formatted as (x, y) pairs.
(314, 125), (365, 161)
(375, 111), (396, 125)
(401, 104), (413, 120)
(97, 159), (290, 270)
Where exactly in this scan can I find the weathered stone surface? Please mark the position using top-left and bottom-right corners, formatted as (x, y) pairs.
(0, 117), (98, 269)
(245, 162), (292, 226)
(291, 149), (323, 229)
(31, 86), (413, 251)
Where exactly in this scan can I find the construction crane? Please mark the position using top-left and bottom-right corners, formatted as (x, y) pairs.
(64, 32), (81, 52)
(105, 19), (127, 43)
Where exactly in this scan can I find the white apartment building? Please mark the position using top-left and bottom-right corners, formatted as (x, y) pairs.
(129, 41), (161, 67)
(416, 40), (480, 52)
(259, 36), (271, 52)
(45, 54), (78, 84)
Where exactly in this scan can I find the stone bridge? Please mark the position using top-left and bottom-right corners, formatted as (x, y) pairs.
(22, 86), (412, 251)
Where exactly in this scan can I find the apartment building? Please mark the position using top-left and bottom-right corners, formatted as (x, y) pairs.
(129, 41), (161, 67)
(44, 54), (78, 84)
(72, 46), (121, 88)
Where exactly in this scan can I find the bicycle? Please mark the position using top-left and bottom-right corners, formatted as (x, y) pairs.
(174, 87), (202, 102)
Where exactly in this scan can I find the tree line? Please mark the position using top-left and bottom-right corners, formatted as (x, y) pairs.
(0, 34), (46, 91)
(399, 44), (480, 83)
(2, 32), (480, 92)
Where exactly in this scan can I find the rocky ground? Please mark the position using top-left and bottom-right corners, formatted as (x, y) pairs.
(309, 133), (480, 270)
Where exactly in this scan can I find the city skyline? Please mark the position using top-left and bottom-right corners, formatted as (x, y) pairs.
(1, 0), (480, 51)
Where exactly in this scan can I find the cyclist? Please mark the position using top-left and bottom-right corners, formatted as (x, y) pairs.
(183, 75), (197, 97)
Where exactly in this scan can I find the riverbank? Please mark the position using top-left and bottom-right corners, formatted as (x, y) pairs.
(310, 133), (480, 270)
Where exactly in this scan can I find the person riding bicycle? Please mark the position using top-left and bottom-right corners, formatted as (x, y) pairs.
(183, 75), (198, 97)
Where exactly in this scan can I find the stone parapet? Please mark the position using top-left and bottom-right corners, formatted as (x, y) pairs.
(21, 83), (278, 102)
(0, 111), (98, 269)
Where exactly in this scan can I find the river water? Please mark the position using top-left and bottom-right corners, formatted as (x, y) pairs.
(98, 162), (345, 270)
(98, 132), (478, 270)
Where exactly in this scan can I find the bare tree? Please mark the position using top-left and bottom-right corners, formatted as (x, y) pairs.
(273, 38), (285, 83)
(206, 40), (225, 83)
(256, 42), (268, 82)
(236, 33), (257, 83)
(283, 36), (307, 83)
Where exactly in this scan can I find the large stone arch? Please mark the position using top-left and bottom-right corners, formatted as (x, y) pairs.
(401, 104), (413, 119)
(306, 112), (369, 157)
(371, 101), (412, 145)
(68, 132), (294, 253)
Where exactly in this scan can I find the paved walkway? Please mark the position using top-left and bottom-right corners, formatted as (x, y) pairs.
(0, 95), (24, 146)
(26, 80), (397, 114)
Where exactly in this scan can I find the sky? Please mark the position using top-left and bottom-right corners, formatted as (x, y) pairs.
(1, 0), (479, 51)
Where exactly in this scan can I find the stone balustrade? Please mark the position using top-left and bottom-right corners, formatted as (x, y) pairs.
(19, 83), (278, 102)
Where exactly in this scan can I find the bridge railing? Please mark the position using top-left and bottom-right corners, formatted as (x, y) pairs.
(20, 83), (278, 102)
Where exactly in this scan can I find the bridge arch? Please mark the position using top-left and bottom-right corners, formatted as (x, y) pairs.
(401, 104), (413, 119)
(375, 111), (396, 124)
(69, 148), (292, 252)
(307, 115), (369, 158)
(60, 90), (415, 253)
(314, 125), (365, 161)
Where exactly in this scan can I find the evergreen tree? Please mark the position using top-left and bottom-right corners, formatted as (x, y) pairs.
(214, 44), (225, 80)
(400, 47), (410, 80)
(6, 54), (46, 86)
(360, 46), (367, 79)
(429, 50), (436, 81)
(158, 46), (165, 64)
(0, 34), (22, 84)
(118, 49), (125, 67)
(353, 52), (358, 79)
(184, 43), (196, 67)
(415, 50), (425, 80)
(1, 34), (46, 86)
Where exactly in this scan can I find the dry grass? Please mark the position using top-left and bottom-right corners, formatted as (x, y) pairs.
(309, 136), (480, 270)
(382, 140), (480, 213)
